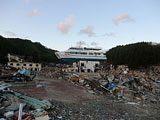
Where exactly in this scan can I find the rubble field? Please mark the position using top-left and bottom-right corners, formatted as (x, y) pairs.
(5, 76), (160, 120)
(0, 65), (160, 119)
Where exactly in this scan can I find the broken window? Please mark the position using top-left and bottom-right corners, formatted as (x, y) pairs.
(81, 63), (84, 67)
(29, 64), (32, 66)
(36, 64), (39, 67)
(81, 69), (85, 72)
(95, 64), (98, 67)
(23, 64), (26, 66)
(87, 69), (91, 72)
(17, 63), (20, 66)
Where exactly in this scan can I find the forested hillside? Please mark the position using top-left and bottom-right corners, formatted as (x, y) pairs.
(106, 42), (160, 68)
(0, 35), (59, 63)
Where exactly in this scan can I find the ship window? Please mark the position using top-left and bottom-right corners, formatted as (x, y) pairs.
(76, 52), (87, 55)
(94, 53), (101, 55)
(77, 48), (83, 50)
(89, 53), (94, 55)
(70, 52), (77, 54)
(81, 52), (87, 55)
(69, 47), (83, 50)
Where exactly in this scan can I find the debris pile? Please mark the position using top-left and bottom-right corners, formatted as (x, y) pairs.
(0, 68), (36, 82)
(38, 67), (66, 80)
(0, 83), (53, 120)
(68, 68), (160, 103)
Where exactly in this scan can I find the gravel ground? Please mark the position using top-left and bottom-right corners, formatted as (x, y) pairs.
(48, 95), (160, 120)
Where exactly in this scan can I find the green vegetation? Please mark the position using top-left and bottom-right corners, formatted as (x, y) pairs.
(0, 35), (59, 63)
(106, 42), (160, 68)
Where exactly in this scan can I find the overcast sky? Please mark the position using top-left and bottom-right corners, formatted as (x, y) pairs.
(0, 0), (160, 51)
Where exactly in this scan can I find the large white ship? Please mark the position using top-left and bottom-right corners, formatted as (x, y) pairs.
(55, 47), (107, 62)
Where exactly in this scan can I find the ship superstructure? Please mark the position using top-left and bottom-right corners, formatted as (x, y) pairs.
(55, 47), (107, 62)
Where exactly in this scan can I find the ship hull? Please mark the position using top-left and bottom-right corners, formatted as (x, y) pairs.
(55, 51), (107, 62)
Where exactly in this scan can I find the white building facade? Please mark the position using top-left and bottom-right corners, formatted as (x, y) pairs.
(8, 62), (41, 71)
(72, 61), (100, 72)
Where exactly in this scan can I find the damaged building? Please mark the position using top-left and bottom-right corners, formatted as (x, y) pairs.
(8, 53), (24, 62)
(7, 62), (41, 71)
(7, 53), (41, 71)
(72, 61), (100, 72)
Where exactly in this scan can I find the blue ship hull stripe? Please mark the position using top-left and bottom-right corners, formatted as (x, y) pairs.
(60, 58), (107, 62)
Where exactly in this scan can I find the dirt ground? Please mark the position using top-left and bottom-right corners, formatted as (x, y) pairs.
(12, 76), (97, 103)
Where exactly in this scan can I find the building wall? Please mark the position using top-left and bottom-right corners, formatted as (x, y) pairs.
(8, 53), (24, 62)
(80, 61), (100, 72)
(72, 61), (100, 72)
(8, 62), (41, 71)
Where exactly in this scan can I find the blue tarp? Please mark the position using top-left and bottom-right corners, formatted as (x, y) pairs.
(17, 69), (30, 77)
(129, 78), (134, 81)
(108, 84), (116, 89)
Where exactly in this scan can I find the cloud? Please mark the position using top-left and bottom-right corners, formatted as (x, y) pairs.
(93, 32), (116, 38)
(102, 32), (116, 37)
(79, 25), (95, 37)
(5, 31), (17, 37)
(29, 9), (40, 18)
(112, 13), (135, 25)
(57, 15), (74, 34)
